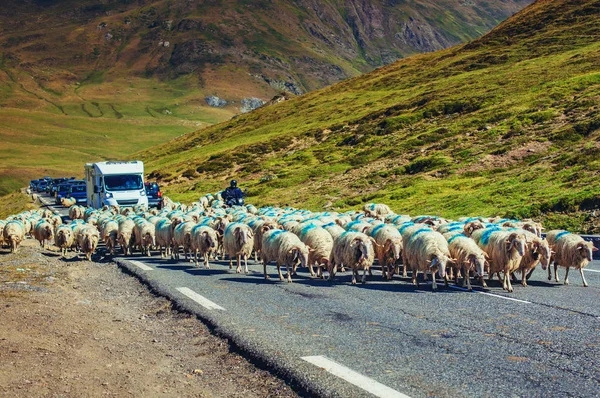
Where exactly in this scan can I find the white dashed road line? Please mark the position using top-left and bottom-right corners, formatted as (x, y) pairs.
(448, 285), (531, 303)
(176, 287), (226, 311)
(301, 355), (411, 398)
(129, 260), (153, 271)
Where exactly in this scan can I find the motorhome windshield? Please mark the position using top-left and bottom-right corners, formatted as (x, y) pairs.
(104, 174), (143, 191)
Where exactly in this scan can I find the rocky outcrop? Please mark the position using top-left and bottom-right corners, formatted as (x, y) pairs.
(240, 98), (266, 113)
(205, 96), (228, 107)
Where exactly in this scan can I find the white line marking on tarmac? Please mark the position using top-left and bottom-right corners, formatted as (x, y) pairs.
(584, 268), (600, 273)
(448, 285), (531, 303)
(301, 355), (411, 398)
(129, 260), (153, 271)
(176, 287), (226, 311)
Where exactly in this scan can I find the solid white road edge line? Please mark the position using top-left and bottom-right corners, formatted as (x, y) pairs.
(176, 287), (226, 311)
(583, 268), (600, 273)
(301, 355), (411, 398)
(129, 260), (153, 271)
(448, 285), (531, 303)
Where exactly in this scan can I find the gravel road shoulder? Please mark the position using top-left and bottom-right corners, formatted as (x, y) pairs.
(0, 240), (299, 397)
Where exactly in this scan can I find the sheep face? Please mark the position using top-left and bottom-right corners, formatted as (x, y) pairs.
(577, 241), (596, 262)
(468, 253), (486, 278)
(505, 233), (526, 257)
(429, 253), (449, 279)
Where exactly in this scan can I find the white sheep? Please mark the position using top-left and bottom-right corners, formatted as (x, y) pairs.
(133, 219), (156, 257)
(516, 230), (552, 286)
(329, 231), (375, 285)
(223, 222), (254, 274)
(173, 221), (196, 261)
(190, 225), (219, 268)
(546, 230), (596, 287)
(54, 224), (74, 257)
(118, 218), (136, 256)
(77, 225), (99, 261)
(3, 220), (25, 253)
(367, 224), (403, 280)
(363, 203), (394, 220)
(68, 205), (85, 220)
(261, 229), (309, 282)
(155, 219), (174, 258)
(297, 224), (333, 278)
(403, 228), (451, 290)
(445, 233), (487, 291)
(100, 219), (119, 256)
(250, 218), (278, 262)
(33, 219), (54, 249)
(478, 229), (527, 292)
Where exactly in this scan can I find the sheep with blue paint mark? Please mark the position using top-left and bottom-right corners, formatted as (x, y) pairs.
(54, 224), (74, 257)
(363, 203), (393, 220)
(33, 219), (54, 249)
(223, 222), (254, 274)
(3, 220), (25, 253)
(191, 225), (219, 269)
(444, 232), (487, 291)
(367, 224), (403, 280)
(516, 230), (552, 286)
(261, 229), (308, 282)
(173, 221), (196, 261)
(477, 228), (527, 292)
(546, 230), (596, 287)
(403, 228), (451, 290)
(297, 224), (333, 278)
(328, 231), (375, 285)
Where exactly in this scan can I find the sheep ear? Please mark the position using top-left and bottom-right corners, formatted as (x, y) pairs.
(593, 247), (598, 252)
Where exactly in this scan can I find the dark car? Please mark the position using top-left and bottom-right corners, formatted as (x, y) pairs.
(144, 182), (163, 209)
(50, 178), (68, 195)
(36, 180), (49, 193)
(55, 182), (73, 205)
(67, 181), (87, 205)
(30, 179), (42, 191)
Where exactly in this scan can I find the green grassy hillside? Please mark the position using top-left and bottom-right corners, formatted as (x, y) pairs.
(0, 0), (532, 198)
(138, 0), (600, 232)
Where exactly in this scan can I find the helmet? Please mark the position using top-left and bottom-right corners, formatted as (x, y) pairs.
(230, 180), (237, 187)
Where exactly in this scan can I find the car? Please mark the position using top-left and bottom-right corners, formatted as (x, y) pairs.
(66, 181), (87, 205)
(50, 178), (68, 195)
(144, 182), (163, 209)
(36, 180), (49, 193)
(55, 182), (73, 205)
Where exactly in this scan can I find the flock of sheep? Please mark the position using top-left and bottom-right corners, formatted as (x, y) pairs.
(0, 195), (597, 292)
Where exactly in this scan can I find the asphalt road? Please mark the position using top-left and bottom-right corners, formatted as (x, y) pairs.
(38, 194), (600, 398)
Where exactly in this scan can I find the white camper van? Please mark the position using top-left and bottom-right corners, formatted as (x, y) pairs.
(85, 161), (149, 209)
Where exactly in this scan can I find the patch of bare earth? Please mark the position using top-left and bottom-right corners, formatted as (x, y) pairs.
(464, 141), (552, 173)
(0, 240), (298, 398)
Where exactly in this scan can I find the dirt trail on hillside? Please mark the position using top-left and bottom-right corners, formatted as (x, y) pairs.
(0, 240), (298, 398)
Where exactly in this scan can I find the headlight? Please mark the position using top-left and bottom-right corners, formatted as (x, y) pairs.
(140, 190), (146, 196)
(105, 192), (113, 199)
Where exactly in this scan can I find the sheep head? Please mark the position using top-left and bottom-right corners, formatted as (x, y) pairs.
(577, 241), (596, 262)
(505, 233), (526, 256)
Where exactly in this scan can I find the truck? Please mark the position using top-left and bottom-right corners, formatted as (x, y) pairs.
(85, 161), (149, 209)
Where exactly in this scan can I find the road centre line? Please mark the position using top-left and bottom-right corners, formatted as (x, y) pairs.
(448, 285), (531, 303)
(129, 260), (153, 271)
(301, 355), (411, 398)
(176, 287), (226, 311)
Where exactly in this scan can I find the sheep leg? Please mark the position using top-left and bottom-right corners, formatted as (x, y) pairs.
(263, 261), (270, 280)
(553, 262), (560, 283)
(327, 262), (336, 281)
(521, 270), (528, 287)
(229, 257), (233, 270)
(411, 269), (419, 286)
(479, 275), (488, 288)
(579, 268), (588, 287)
(308, 261), (316, 277)
(465, 267), (472, 292)
(236, 255), (242, 273)
(244, 255), (249, 274)
(547, 263), (552, 281)
(286, 263), (292, 283)
(564, 266), (570, 285)
(351, 269), (357, 285)
(431, 273), (437, 291)
(277, 263), (285, 281)
(361, 267), (367, 284)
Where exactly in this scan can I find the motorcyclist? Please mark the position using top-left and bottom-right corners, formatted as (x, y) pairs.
(222, 180), (244, 206)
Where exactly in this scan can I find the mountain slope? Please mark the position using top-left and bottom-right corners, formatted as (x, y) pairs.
(138, 0), (600, 232)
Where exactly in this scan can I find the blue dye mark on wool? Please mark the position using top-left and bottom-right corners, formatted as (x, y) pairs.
(398, 222), (415, 233)
(300, 223), (317, 236)
(480, 228), (500, 246)
(447, 234), (465, 244)
(411, 228), (431, 239)
(370, 223), (387, 236)
(266, 229), (285, 243)
(554, 230), (571, 241)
